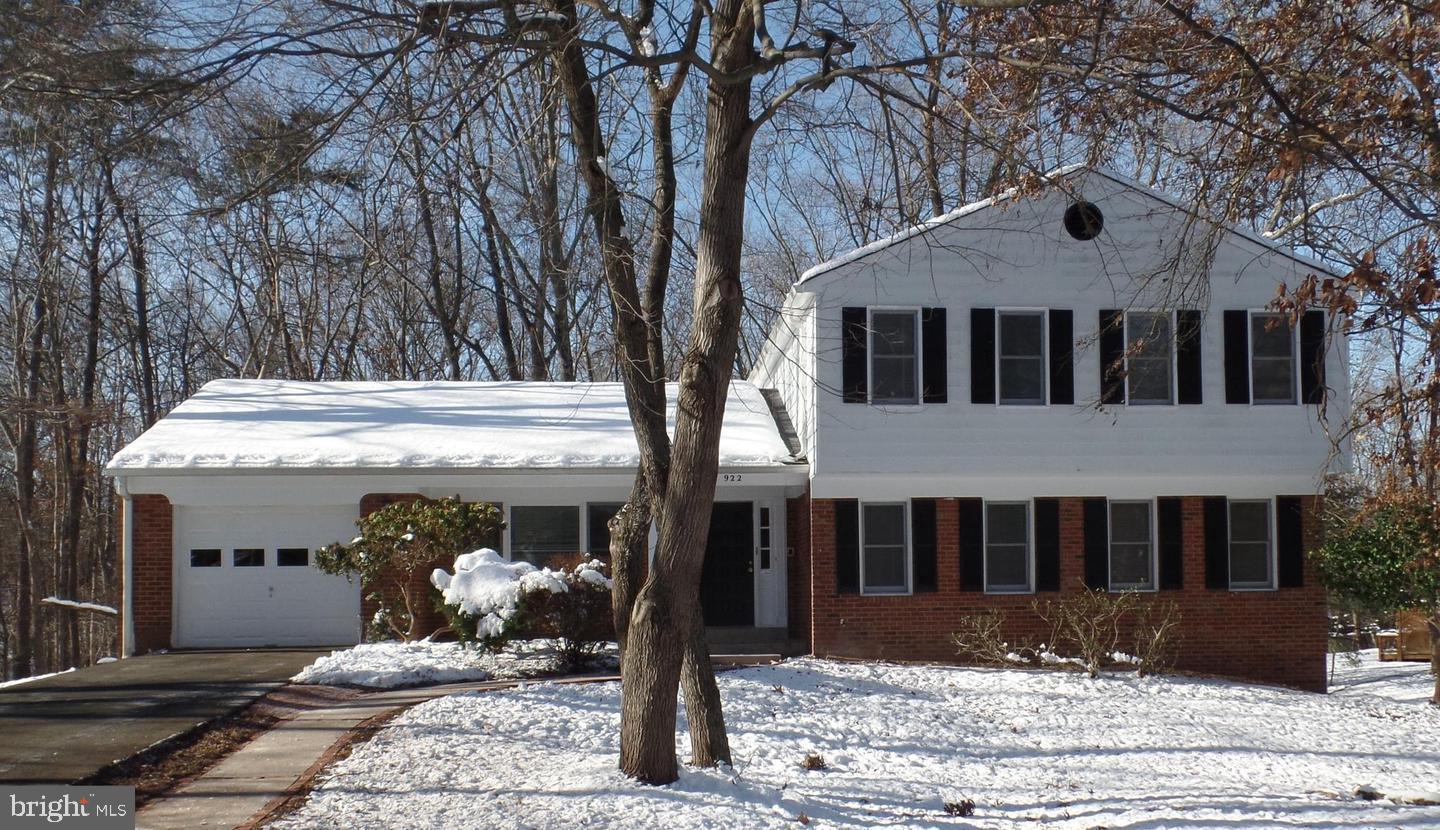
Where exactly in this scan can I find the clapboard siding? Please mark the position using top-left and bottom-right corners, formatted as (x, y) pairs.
(752, 170), (1347, 498)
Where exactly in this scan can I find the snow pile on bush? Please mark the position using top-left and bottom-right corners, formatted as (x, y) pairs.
(430, 549), (567, 639)
(292, 641), (494, 688)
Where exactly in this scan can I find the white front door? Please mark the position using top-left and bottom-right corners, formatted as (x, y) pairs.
(173, 505), (361, 648)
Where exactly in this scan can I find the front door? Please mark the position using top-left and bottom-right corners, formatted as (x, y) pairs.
(700, 501), (755, 626)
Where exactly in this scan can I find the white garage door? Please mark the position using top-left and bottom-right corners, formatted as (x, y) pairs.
(174, 505), (362, 648)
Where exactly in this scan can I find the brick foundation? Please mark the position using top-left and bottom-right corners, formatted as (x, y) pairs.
(802, 495), (1327, 692)
(127, 494), (173, 653)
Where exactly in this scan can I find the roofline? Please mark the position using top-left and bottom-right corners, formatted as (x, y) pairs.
(793, 164), (1345, 287)
(104, 462), (809, 478)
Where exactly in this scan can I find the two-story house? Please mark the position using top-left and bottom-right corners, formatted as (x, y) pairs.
(750, 166), (1346, 691)
(104, 167), (1343, 691)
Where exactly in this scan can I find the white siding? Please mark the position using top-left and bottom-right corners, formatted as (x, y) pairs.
(775, 170), (1349, 498)
(750, 292), (818, 462)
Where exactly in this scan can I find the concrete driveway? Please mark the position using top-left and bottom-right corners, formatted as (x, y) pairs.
(0, 648), (330, 783)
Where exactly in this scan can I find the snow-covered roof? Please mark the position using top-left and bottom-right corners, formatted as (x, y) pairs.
(104, 379), (800, 473)
(796, 164), (1341, 285)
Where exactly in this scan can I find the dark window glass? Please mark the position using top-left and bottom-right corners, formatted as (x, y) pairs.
(511, 506), (580, 566)
(759, 507), (772, 570)
(861, 503), (907, 593)
(277, 548), (309, 567)
(233, 548), (265, 567)
(1251, 314), (1296, 404)
(190, 549), (221, 567)
(586, 503), (624, 557)
(1109, 502), (1154, 588)
(998, 312), (1046, 404)
(870, 311), (918, 404)
(1127, 313), (1173, 405)
(1229, 501), (1273, 587)
(985, 502), (1030, 591)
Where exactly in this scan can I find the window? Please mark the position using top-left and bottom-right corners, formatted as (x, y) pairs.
(1229, 500), (1274, 588)
(1126, 312), (1174, 405)
(759, 507), (773, 570)
(586, 503), (624, 557)
(1250, 313), (1296, 404)
(510, 505), (580, 566)
(277, 548), (309, 567)
(998, 311), (1046, 405)
(861, 503), (909, 594)
(985, 502), (1031, 592)
(869, 310), (919, 405)
(190, 549), (221, 567)
(233, 548), (265, 567)
(1109, 502), (1155, 589)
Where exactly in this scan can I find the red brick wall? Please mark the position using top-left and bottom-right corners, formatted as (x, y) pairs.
(128, 494), (173, 653)
(356, 493), (445, 640)
(786, 493), (813, 643)
(805, 495), (1328, 691)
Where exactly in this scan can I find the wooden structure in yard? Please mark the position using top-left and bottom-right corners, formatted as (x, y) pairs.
(1377, 610), (1433, 662)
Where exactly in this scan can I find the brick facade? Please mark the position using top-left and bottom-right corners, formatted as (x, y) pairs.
(127, 494), (173, 653)
(800, 494), (1328, 692)
(356, 493), (451, 640)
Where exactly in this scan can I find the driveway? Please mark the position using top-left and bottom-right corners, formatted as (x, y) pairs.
(0, 648), (329, 783)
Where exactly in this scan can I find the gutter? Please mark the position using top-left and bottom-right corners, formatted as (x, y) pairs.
(115, 476), (135, 658)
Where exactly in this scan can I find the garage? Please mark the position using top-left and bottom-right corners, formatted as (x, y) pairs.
(172, 505), (362, 648)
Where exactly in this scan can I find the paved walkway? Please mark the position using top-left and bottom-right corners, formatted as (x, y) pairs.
(135, 675), (622, 830)
(0, 649), (330, 783)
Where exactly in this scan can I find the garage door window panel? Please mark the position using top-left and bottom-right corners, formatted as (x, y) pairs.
(234, 548), (265, 567)
(190, 549), (221, 567)
(277, 548), (310, 567)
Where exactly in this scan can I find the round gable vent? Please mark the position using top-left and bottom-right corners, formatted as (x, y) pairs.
(1063, 201), (1104, 240)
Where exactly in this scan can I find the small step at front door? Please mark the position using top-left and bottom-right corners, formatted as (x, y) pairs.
(700, 501), (754, 627)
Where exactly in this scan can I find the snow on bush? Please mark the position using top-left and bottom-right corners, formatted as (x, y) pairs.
(431, 549), (566, 640)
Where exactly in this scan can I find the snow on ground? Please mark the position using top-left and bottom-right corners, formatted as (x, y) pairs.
(274, 654), (1440, 829)
(290, 639), (617, 689)
(1330, 648), (1435, 706)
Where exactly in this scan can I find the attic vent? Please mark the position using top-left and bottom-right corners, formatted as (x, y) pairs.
(1063, 201), (1104, 240)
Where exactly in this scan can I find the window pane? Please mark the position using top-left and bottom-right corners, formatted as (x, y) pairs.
(234, 548), (265, 567)
(863, 504), (906, 547)
(1111, 502), (1150, 544)
(277, 548), (309, 567)
(1230, 501), (1269, 543)
(1111, 543), (1153, 588)
(511, 506), (580, 566)
(863, 546), (907, 591)
(871, 356), (918, 403)
(587, 503), (623, 557)
(190, 549), (221, 567)
(986, 544), (1029, 589)
(999, 312), (1044, 357)
(999, 357), (1045, 404)
(1230, 542), (1271, 585)
(1252, 358), (1295, 404)
(986, 503), (1028, 545)
(1251, 315), (1293, 357)
(871, 312), (916, 356)
(1127, 313), (1173, 404)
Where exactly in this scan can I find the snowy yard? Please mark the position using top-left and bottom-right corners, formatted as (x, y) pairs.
(273, 652), (1439, 829)
(291, 639), (617, 689)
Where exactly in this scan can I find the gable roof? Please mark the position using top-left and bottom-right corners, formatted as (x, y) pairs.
(795, 165), (1342, 285)
(104, 379), (799, 474)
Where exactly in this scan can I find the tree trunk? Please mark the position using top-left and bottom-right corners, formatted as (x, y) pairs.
(1429, 615), (1439, 707)
(609, 481), (651, 660)
(680, 600), (730, 766)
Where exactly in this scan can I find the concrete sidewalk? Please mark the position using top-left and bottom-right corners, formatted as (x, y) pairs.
(135, 675), (621, 830)
(0, 649), (331, 783)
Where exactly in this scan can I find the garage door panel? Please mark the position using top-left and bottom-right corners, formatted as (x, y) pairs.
(174, 506), (361, 648)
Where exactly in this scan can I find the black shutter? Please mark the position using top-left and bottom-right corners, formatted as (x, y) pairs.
(842, 308), (868, 403)
(1176, 310), (1203, 405)
(958, 498), (984, 591)
(1223, 310), (1250, 404)
(1277, 496), (1305, 588)
(921, 308), (948, 404)
(970, 308), (996, 404)
(912, 499), (938, 592)
(1099, 309), (1126, 405)
(1048, 310), (1074, 405)
(1203, 496), (1230, 589)
(1157, 497), (1184, 590)
(1034, 498), (1061, 591)
(1300, 310), (1326, 405)
(835, 500), (860, 594)
(1082, 497), (1109, 590)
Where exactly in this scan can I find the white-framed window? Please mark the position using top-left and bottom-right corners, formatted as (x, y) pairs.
(1126, 312), (1174, 405)
(1250, 312), (1296, 404)
(869, 309), (920, 405)
(860, 502), (910, 594)
(998, 310), (1047, 405)
(510, 505), (580, 566)
(984, 501), (1032, 593)
(1228, 499), (1275, 589)
(1109, 501), (1156, 590)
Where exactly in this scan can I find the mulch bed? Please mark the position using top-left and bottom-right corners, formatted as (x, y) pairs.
(78, 684), (362, 807)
